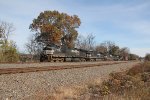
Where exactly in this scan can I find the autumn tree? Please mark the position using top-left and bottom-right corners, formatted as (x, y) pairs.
(29, 10), (81, 52)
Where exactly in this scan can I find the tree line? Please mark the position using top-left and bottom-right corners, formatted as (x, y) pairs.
(0, 10), (148, 62)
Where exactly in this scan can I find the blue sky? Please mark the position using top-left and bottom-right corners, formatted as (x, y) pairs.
(0, 0), (150, 57)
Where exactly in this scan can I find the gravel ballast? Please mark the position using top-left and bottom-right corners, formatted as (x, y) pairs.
(0, 61), (124, 69)
(0, 61), (139, 100)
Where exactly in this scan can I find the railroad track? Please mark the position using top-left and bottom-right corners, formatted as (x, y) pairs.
(0, 61), (127, 75)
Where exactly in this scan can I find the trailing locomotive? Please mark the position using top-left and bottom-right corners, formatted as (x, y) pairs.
(40, 44), (103, 62)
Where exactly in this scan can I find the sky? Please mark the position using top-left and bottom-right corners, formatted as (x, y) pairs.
(0, 0), (150, 57)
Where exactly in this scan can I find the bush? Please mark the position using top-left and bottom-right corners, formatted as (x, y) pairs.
(143, 62), (150, 72)
(127, 64), (144, 76)
(0, 41), (19, 62)
(145, 54), (150, 61)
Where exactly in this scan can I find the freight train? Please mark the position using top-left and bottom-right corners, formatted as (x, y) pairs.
(40, 44), (106, 62)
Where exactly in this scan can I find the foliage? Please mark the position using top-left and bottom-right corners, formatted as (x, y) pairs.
(0, 21), (19, 62)
(0, 41), (19, 62)
(127, 62), (150, 76)
(144, 62), (150, 72)
(95, 45), (107, 55)
(87, 62), (150, 99)
(129, 53), (139, 60)
(127, 64), (144, 75)
(145, 53), (150, 61)
(103, 71), (149, 99)
(109, 45), (120, 56)
(29, 10), (81, 50)
(96, 41), (121, 57)
(101, 41), (115, 52)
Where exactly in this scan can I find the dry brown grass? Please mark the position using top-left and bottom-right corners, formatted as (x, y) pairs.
(103, 62), (150, 100)
(127, 64), (144, 75)
(127, 61), (150, 76)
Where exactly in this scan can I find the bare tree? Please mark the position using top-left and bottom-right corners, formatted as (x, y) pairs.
(0, 21), (15, 44)
(25, 35), (36, 55)
(120, 47), (130, 60)
(76, 34), (95, 50)
(86, 34), (95, 50)
(95, 45), (107, 55)
(25, 34), (44, 61)
(101, 41), (115, 53)
(76, 35), (87, 49)
(96, 41), (115, 56)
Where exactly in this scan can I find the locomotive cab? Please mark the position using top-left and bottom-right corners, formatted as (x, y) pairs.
(40, 45), (55, 62)
(86, 52), (92, 57)
(86, 50), (94, 58)
(43, 47), (54, 55)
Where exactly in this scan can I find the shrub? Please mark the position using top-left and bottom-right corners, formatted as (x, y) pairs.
(143, 62), (150, 72)
(145, 54), (150, 61)
(0, 41), (19, 62)
(127, 64), (144, 76)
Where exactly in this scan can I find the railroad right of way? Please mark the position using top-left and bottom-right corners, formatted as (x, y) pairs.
(0, 61), (128, 75)
(0, 61), (139, 100)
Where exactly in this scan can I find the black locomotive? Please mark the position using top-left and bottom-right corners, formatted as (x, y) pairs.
(40, 44), (104, 62)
